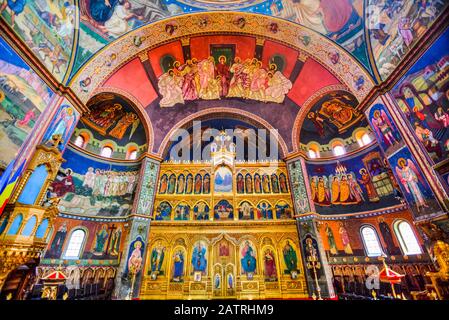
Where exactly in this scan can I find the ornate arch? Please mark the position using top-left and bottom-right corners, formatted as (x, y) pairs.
(70, 12), (375, 103)
(291, 84), (349, 152)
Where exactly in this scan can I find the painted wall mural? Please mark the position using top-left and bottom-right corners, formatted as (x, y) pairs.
(305, 145), (403, 215)
(51, 147), (140, 217)
(0, 36), (55, 169)
(41, 99), (80, 152)
(391, 27), (449, 165)
(0, 1), (76, 82)
(367, 0), (447, 79)
(365, 99), (444, 218)
(44, 217), (127, 262)
(270, 0), (370, 68)
(158, 57), (292, 107)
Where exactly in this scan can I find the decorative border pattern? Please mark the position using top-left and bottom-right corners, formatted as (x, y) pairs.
(69, 12), (374, 103)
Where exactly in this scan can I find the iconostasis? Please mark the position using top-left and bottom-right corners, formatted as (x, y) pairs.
(142, 120), (306, 299)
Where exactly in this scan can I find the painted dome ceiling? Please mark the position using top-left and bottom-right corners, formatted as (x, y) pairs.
(1, 1), (447, 85)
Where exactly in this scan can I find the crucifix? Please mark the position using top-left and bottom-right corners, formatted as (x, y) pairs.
(51, 134), (64, 148)
(105, 224), (117, 256)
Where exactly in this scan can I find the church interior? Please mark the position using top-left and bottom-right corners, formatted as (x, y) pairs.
(0, 0), (449, 301)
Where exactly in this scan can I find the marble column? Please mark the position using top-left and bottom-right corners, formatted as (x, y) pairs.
(286, 157), (335, 299)
(113, 157), (160, 299)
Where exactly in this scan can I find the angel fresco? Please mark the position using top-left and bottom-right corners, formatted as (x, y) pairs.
(371, 108), (399, 148)
(156, 57), (292, 107)
(395, 158), (429, 213)
(42, 105), (77, 151)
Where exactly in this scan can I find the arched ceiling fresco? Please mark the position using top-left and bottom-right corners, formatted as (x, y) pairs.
(1, 1), (446, 85)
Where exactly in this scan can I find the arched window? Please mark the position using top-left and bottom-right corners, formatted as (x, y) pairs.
(360, 133), (372, 146)
(64, 229), (86, 259)
(21, 215), (37, 236)
(333, 145), (346, 156)
(7, 214), (23, 235)
(308, 144), (320, 159)
(101, 146), (113, 158)
(35, 218), (49, 238)
(355, 129), (372, 147)
(361, 226), (383, 257)
(394, 221), (422, 255)
(128, 150), (138, 160)
(74, 135), (85, 147)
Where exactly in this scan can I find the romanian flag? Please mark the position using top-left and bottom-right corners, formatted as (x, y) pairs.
(0, 159), (26, 216)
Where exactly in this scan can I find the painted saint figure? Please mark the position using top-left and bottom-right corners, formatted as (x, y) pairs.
(127, 240), (143, 275)
(338, 222), (353, 255)
(395, 158), (429, 213)
(43, 105), (76, 150)
(325, 223), (337, 255)
(93, 225), (108, 255)
(264, 248), (277, 281)
(371, 109), (398, 148)
(150, 242), (165, 273)
(241, 241), (257, 275)
(192, 242), (207, 274)
(358, 169), (380, 202)
(48, 222), (67, 258)
(282, 241), (298, 274)
(378, 217), (396, 255)
(172, 249), (184, 282)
